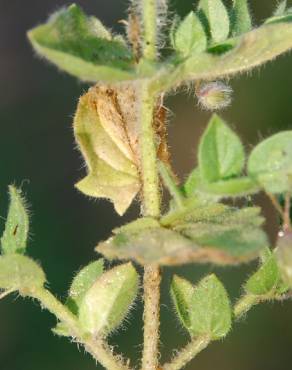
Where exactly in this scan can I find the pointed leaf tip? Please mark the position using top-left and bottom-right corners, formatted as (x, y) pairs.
(1, 185), (29, 255)
(231, 0), (252, 36)
(198, 115), (245, 183)
(198, 0), (230, 43)
(172, 12), (207, 57)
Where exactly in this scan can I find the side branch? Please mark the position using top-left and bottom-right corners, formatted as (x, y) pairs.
(142, 264), (161, 370)
(28, 288), (131, 370)
(162, 336), (210, 370)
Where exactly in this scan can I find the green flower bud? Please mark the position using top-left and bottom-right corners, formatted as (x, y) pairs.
(196, 81), (233, 111)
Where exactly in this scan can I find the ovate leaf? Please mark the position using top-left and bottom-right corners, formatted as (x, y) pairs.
(245, 253), (280, 295)
(248, 131), (292, 193)
(231, 0), (252, 36)
(171, 275), (194, 330)
(1, 186), (29, 255)
(198, 0), (230, 43)
(157, 20), (292, 91)
(97, 206), (266, 266)
(198, 115), (245, 182)
(74, 86), (140, 215)
(0, 254), (46, 291)
(172, 12), (207, 57)
(28, 4), (134, 82)
(79, 263), (139, 335)
(67, 259), (104, 314)
(189, 274), (231, 339)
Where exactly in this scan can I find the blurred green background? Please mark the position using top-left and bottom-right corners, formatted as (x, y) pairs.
(1, 1), (292, 369)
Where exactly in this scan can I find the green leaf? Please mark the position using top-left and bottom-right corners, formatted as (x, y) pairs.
(1, 186), (29, 255)
(189, 274), (231, 339)
(198, 0), (230, 43)
(245, 253), (280, 295)
(248, 131), (292, 194)
(74, 87), (140, 215)
(273, 1), (287, 17)
(155, 20), (292, 92)
(172, 12), (207, 57)
(199, 177), (259, 197)
(0, 254), (46, 291)
(183, 168), (201, 197)
(52, 322), (71, 337)
(171, 275), (194, 330)
(183, 169), (259, 198)
(67, 259), (104, 314)
(97, 206), (266, 266)
(28, 4), (135, 82)
(79, 263), (139, 335)
(198, 115), (245, 183)
(231, 0), (252, 36)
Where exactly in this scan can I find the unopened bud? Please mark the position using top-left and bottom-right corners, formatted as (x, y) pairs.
(275, 230), (292, 287)
(196, 81), (233, 111)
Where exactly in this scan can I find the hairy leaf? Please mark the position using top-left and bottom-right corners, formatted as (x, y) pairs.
(231, 0), (252, 36)
(0, 254), (46, 291)
(1, 186), (29, 255)
(74, 86), (140, 215)
(171, 275), (194, 330)
(198, 115), (245, 182)
(198, 0), (230, 43)
(28, 4), (134, 82)
(97, 206), (266, 266)
(172, 12), (207, 56)
(79, 263), (138, 335)
(154, 20), (292, 92)
(273, 1), (287, 17)
(248, 131), (292, 193)
(67, 259), (104, 314)
(189, 274), (231, 339)
(245, 253), (280, 295)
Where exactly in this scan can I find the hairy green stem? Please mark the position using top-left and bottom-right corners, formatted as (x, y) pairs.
(162, 336), (210, 370)
(234, 294), (259, 318)
(158, 161), (185, 210)
(141, 0), (157, 60)
(139, 83), (160, 217)
(28, 288), (131, 370)
(142, 264), (161, 370)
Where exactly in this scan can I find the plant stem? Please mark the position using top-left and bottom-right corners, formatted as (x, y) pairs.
(141, 0), (157, 60)
(28, 288), (131, 370)
(158, 161), (185, 210)
(266, 192), (285, 220)
(139, 83), (161, 217)
(162, 336), (210, 370)
(142, 264), (161, 370)
(234, 294), (259, 319)
(139, 2), (162, 367)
